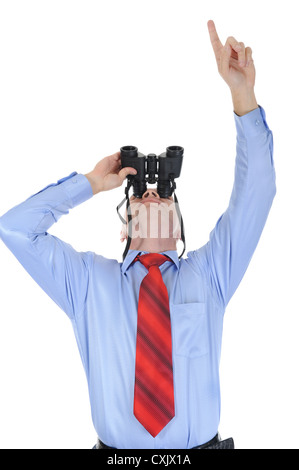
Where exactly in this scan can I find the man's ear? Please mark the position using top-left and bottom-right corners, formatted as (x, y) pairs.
(172, 211), (182, 241)
(120, 223), (127, 243)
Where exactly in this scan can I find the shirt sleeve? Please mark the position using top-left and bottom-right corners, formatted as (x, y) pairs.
(187, 105), (277, 310)
(0, 172), (94, 319)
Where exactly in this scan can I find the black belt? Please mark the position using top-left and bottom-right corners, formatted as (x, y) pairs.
(96, 433), (234, 449)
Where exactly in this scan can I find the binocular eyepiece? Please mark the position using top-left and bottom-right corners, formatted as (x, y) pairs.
(120, 145), (184, 198)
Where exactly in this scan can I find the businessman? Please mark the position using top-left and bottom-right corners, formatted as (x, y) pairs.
(0, 20), (276, 449)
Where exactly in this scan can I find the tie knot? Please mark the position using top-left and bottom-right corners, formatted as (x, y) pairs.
(135, 253), (171, 270)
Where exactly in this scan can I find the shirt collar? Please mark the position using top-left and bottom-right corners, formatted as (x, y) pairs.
(121, 249), (179, 273)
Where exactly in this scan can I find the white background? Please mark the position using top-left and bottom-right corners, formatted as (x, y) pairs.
(0, 0), (297, 449)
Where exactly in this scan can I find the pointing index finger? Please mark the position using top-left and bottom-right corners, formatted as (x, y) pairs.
(207, 20), (223, 60)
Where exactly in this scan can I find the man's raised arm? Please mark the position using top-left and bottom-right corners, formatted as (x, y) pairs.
(188, 21), (276, 309)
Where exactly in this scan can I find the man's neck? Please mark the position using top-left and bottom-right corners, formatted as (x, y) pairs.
(129, 237), (177, 253)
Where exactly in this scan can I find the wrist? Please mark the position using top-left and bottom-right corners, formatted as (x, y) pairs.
(84, 171), (102, 195)
(230, 87), (258, 116)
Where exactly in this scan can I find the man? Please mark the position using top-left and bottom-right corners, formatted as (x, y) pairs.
(0, 20), (276, 449)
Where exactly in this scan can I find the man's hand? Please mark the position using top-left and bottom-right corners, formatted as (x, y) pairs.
(85, 152), (137, 195)
(207, 20), (258, 116)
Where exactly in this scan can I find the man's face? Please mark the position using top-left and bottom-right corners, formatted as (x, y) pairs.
(120, 187), (181, 242)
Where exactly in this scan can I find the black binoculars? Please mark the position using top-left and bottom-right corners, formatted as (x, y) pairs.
(120, 145), (184, 198)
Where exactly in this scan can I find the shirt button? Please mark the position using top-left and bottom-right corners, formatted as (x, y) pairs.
(255, 120), (260, 126)
(72, 179), (77, 184)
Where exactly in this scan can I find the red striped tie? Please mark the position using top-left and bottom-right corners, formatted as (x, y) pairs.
(133, 253), (175, 437)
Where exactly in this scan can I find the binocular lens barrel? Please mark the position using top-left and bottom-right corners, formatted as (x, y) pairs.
(120, 145), (138, 158)
(166, 146), (184, 158)
(120, 146), (146, 197)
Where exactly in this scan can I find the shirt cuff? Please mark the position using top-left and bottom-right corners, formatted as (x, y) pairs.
(234, 105), (270, 139)
(60, 173), (94, 208)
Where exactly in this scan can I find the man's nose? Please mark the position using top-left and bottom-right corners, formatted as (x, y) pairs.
(142, 189), (160, 199)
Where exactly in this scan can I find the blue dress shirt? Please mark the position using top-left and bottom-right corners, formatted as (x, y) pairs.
(0, 106), (276, 449)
